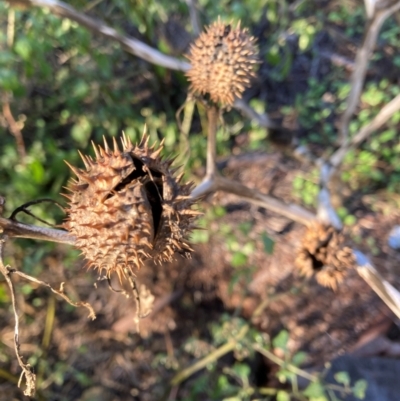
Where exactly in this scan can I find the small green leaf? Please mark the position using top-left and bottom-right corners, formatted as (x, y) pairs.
(292, 351), (307, 366)
(261, 232), (275, 254)
(303, 381), (327, 400)
(232, 363), (250, 380)
(14, 38), (32, 60)
(293, 176), (304, 190)
(266, 45), (281, 66)
(71, 116), (92, 146)
(344, 215), (357, 226)
(272, 330), (289, 351)
(190, 229), (209, 244)
(334, 371), (350, 386)
(29, 159), (45, 183)
(231, 252), (248, 268)
(0, 285), (10, 304)
(213, 205), (226, 218)
(72, 79), (90, 99)
(0, 69), (20, 91)
(277, 369), (296, 384)
(353, 379), (367, 399)
(238, 221), (252, 235)
(277, 390), (290, 401)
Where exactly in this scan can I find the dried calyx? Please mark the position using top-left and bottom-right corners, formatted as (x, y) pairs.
(295, 222), (355, 290)
(186, 17), (259, 106)
(63, 132), (200, 281)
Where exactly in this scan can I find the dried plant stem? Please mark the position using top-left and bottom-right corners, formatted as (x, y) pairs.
(206, 105), (219, 178)
(176, 98), (195, 167)
(171, 289), (302, 387)
(170, 324), (249, 386)
(42, 295), (56, 349)
(330, 92), (400, 167)
(0, 237), (36, 397)
(7, 8), (15, 47)
(2, 101), (26, 160)
(339, 1), (400, 143)
(253, 344), (316, 382)
(7, 269), (96, 319)
(254, 344), (355, 396)
(234, 98), (277, 129)
(189, 103), (219, 197)
(123, 268), (145, 333)
(354, 250), (400, 319)
(185, 0), (201, 36)
(192, 175), (315, 226)
(216, 176), (315, 225)
(0, 216), (75, 244)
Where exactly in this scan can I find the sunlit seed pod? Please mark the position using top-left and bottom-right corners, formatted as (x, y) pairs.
(63, 130), (199, 280)
(186, 17), (259, 106)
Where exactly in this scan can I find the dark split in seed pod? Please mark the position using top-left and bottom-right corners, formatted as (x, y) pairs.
(185, 17), (259, 106)
(295, 222), (355, 290)
(62, 131), (201, 282)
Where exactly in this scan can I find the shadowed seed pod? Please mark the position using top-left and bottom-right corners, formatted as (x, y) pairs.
(63, 132), (200, 281)
(295, 222), (355, 290)
(185, 17), (259, 106)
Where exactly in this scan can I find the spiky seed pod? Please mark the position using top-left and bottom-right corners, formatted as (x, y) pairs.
(185, 18), (259, 106)
(63, 132), (200, 281)
(295, 222), (355, 290)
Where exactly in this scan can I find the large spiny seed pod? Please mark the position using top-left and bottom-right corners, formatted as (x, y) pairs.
(63, 132), (200, 281)
(295, 222), (355, 290)
(185, 18), (259, 106)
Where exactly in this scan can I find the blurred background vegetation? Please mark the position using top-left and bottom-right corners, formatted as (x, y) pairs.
(1, 0), (400, 400)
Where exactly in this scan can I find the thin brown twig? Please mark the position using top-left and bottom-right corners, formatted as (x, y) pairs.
(170, 324), (249, 386)
(185, 0), (201, 36)
(7, 7), (15, 47)
(7, 268), (96, 320)
(10, 198), (64, 225)
(0, 237), (36, 397)
(216, 176), (315, 226)
(0, 216), (75, 244)
(319, 50), (355, 71)
(2, 101), (26, 160)
(233, 98), (278, 129)
(176, 98), (195, 168)
(189, 102), (220, 197)
(206, 105), (219, 178)
(191, 163), (315, 226)
(354, 250), (400, 319)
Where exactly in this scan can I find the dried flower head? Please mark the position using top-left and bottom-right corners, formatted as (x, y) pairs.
(186, 18), (259, 106)
(63, 132), (200, 281)
(295, 222), (355, 290)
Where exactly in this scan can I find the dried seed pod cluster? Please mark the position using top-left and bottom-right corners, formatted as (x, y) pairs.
(186, 18), (258, 106)
(295, 222), (355, 290)
(63, 132), (199, 280)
